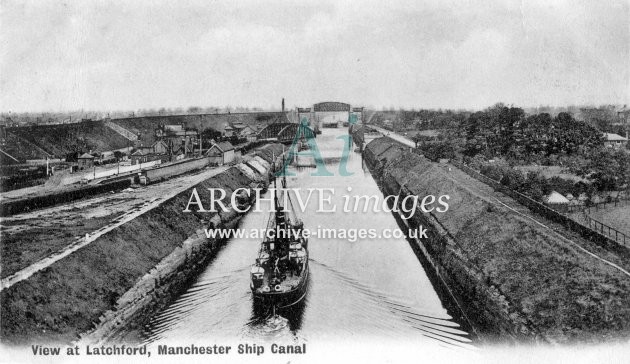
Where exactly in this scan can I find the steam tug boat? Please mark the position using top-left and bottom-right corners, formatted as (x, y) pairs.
(250, 177), (309, 309)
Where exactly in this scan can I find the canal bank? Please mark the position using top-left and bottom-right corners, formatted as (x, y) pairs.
(361, 136), (630, 344)
(134, 128), (472, 349)
(0, 144), (285, 345)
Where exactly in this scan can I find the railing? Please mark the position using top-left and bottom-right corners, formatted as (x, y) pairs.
(450, 160), (629, 251)
(586, 198), (630, 212)
(584, 214), (628, 246)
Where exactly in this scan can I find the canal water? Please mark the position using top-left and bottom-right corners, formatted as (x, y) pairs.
(139, 129), (473, 352)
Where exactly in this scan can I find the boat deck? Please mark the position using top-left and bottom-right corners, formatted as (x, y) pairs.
(256, 270), (304, 293)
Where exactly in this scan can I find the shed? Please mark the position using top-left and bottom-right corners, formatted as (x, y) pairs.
(603, 133), (628, 149)
(544, 191), (570, 205)
(206, 141), (235, 165)
(77, 153), (95, 170)
(130, 148), (152, 165)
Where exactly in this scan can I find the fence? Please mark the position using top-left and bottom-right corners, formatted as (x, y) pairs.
(583, 215), (628, 246)
(555, 194), (629, 214)
(451, 160), (629, 252)
(586, 197), (630, 213)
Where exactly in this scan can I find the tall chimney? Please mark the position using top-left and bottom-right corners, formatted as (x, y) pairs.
(282, 98), (285, 113)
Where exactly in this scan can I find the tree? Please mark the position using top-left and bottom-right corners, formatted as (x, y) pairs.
(200, 128), (222, 147)
(586, 149), (630, 191)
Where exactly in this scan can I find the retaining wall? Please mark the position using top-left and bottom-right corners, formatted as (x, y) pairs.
(142, 157), (211, 184)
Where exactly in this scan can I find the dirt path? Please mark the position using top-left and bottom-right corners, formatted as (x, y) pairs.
(370, 126), (416, 148)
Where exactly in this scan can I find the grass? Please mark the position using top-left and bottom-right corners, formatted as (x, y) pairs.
(0, 157), (274, 344)
(367, 139), (630, 343)
(0, 212), (125, 279)
(587, 203), (630, 236)
(514, 165), (587, 182)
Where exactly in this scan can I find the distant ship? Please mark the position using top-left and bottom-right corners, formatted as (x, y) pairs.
(250, 177), (309, 309)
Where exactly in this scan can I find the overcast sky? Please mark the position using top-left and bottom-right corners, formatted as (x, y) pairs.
(1, 0), (628, 112)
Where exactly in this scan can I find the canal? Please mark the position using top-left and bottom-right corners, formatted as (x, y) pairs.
(138, 128), (473, 352)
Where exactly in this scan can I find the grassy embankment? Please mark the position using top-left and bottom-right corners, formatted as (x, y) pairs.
(364, 137), (630, 343)
(0, 145), (283, 345)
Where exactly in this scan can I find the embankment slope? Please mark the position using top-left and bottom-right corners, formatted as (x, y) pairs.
(364, 137), (630, 343)
(0, 144), (283, 345)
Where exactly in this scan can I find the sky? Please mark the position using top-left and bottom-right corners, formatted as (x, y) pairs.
(1, 0), (629, 112)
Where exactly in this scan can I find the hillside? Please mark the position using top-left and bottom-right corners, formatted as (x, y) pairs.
(112, 112), (288, 145)
(7, 121), (130, 158)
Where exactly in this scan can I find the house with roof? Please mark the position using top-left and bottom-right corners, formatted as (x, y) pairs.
(231, 122), (247, 132)
(237, 124), (258, 141)
(223, 124), (236, 138)
(205, 141), (235, 165)
(130, 140), (171, 165)
(155, 124), (199, 151)
(130, 147), (154, 165)
(603, 133), (628, 149)
(77, 153), (95, 170)
(152, 140), (169, 155)
(616, 106), (630, 125)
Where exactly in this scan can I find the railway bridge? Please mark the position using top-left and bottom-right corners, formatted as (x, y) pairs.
(256, 122), (316, 143)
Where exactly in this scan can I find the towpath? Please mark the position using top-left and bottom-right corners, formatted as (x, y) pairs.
(370, 126), (416, 148)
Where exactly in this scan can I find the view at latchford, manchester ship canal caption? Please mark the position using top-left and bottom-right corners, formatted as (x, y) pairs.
(1, 103), (630, 362)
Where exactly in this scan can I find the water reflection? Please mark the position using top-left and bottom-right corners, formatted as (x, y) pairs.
(248, 277), (308, 334)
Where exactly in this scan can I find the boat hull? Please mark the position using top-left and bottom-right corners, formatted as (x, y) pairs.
(252, 264), (309, 309)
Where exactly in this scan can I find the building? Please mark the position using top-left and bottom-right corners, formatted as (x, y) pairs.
(237, 125), (258, 141)
(152, 140), (169, 155)
(603, 133), (628, 149)
(155, 124), (199, 152)
(223, 124), (235, 138)
(164, 124), (184, 132)
(171, 143), (194, 161)
(130, 148), (153, 165)
(616, 107), (630, 125)
(77, 153), (95, 170)
(205, 141), (235, 165)
(130, 140), (170, 165)
(231, 122), (247, 132)
(544, 191), (571, 212)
